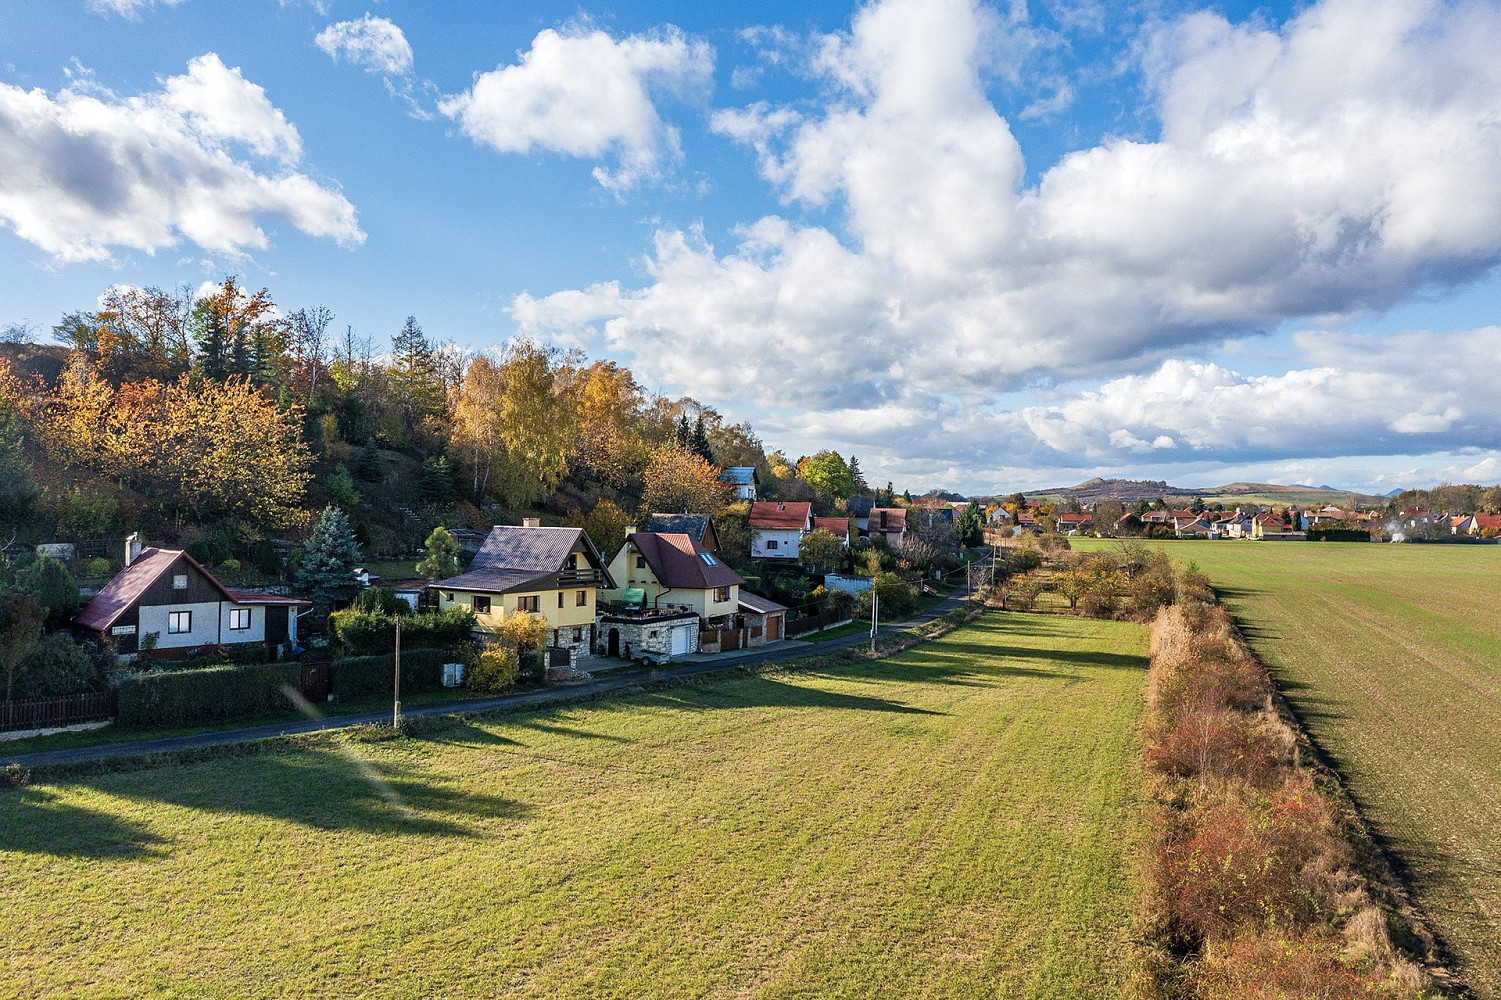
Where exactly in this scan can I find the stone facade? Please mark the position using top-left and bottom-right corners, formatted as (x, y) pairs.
(597, 612), (700, 659)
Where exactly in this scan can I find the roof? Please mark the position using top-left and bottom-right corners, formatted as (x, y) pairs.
(868, 508), (907, 532)
(645, 513), (711, 543)
(629, 532), (745, 590)
(812, 517), (849, 537)
(749, 501), (813, 531)
(720, 466), (759, 486)
(225, 590), (311, 607)
(74, 547), (234, 631)
(846, 496), (876, 517)
(1474, 513), (1501, 530)
(436, 525), (614, 594)
(738, 591), (788, 615)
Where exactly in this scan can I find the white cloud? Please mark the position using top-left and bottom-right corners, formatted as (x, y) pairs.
(0, 54), (363, 262)
(86, 0), (188, 18)
(440, 24), (713, 192)
(316, 14), (415, 76)
(518, 0), (1501, 446)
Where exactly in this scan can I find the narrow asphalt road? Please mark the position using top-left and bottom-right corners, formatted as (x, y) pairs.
(3, 592), (970, 771)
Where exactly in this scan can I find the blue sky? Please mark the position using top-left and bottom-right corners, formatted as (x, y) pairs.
(2, 0), (1499, 496)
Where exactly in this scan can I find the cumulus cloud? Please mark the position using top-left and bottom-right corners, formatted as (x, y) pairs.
(517, 0), (1501, 447)
(0, 54), (363, 263)
(316, 14), (415, 76)
(440, 24), (713, 191)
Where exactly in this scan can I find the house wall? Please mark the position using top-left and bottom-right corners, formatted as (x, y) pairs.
(597, 616), (700, 658)
(751, 528), (804, 559)
(438, 587), (597, 632)
(601, 543), (732, 618)
(219, 604), (266, 644)
(138, 601), (223, 651)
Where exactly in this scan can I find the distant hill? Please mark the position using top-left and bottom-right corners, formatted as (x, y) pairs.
(1032, 478), (1200, 503)
(1018, 477), (1386, 507)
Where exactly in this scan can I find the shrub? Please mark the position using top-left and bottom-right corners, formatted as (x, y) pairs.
(328, 648), (446, 700)
(329, 607), (474, 656)
(191, 642), (273, 668)
(486, 612), (550, 652)
(12, 634), (103, 699)
(13, 556), (79, 629)
(1189, 935), (1380, 1000)
(352, 587), (414, 617)
(1145, 708), (1285, 789)
(83, 557), (113, 578)
(117, 661), (302, 729)
(467, 646), (518, 694)
(219, 558), (242, 576)
(1007, 575), (1043, 611)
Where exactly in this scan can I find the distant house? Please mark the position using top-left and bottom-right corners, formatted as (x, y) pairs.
(1213, 512), (1254, 538)
(846, 495), (876, 533)
(812, 517), (851, 546)
(749, 501), (814, 560)
(1057, 512), (1093, 535)
(599, 530), (746, 658)
(644, 513), (721, 553)
(1172, 515), (1213, 538)
(1114, 513), (1145, 537)
(73, 540), (308, 660)
(720, 467), (760, 501)
(432, 521), (614, 666)
(908, 505), (955, 529)
(1469, 513), (1501, 537)
(867, 508), (908, 547)
(1250, 514), (1305, 541)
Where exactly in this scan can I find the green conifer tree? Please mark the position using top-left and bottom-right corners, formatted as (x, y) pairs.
(415, 526), (462, 581)
(296, 506), (363, 607)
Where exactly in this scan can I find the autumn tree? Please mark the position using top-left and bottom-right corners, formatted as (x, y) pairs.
(563, 360), (648, 485)
(566, 499), (635, 560)
(799, 529), (845, 574)
(641, 444), (734, 516)
(288, 305), (334, 402)
(192, 277), (286, 386)
(489, 340), (575, 506)
(451, 355), (506, 497)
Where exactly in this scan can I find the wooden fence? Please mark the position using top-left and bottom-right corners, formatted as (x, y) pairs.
(1, 690), (117, 733)
(786, 611), (851, 638)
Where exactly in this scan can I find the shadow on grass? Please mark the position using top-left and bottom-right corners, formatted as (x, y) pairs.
(0, 785), (169, 860)
(645, 676), (946, 716)
(3, 746), (533, 859)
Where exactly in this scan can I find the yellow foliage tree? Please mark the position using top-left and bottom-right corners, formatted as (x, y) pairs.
(641, 444), (733, 516)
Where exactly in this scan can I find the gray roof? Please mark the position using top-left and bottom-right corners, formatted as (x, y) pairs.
(846, 496), (876, 517)
(435, 525), (615, 594)
(738, 591), (787, 615)
(720, 467), (758, 485)
(645, 513), (710, 542)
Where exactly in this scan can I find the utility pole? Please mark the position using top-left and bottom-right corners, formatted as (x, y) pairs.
(393, 617), (402, 728)
(869, 588), (879, 654)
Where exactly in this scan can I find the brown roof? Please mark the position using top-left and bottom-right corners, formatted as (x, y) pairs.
(1474, 513), (1501, 531)
(630, 532), (745, 590)
(868, 508), (907, 532)
(74, 547), (234, 631)
(225, 590), (312, 607)
(812, 517), (849, 538)
(749, 501), (812, 531)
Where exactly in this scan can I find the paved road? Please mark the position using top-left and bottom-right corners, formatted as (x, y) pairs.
(3, 593), (969, 771)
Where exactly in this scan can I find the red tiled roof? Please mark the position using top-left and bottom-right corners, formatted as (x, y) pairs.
(749, 501), (812, 530)
(1474, 513), (1501, 531)
(812, 517), (849, 538)
(630, 532), (745, 590)
(73, 547), (234, 631)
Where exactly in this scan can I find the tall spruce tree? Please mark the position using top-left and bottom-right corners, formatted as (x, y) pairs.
(415, 526), (462, 581)
(690, 415), (715, 464)
(849, 454), (868, 494)
(297, 506), (363, 607)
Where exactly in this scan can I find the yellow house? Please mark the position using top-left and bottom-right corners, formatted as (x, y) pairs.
(601, 530), (745, 624)
(433, 523), (615, 661)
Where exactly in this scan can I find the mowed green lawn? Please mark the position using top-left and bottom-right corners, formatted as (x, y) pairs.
(1, 613), (1147, 1000)
(1082, 538), (1501, 996)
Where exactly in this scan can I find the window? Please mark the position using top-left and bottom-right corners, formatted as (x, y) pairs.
(558, 591), (565, 608)
(766, 539), (779, 550)
(172, 573), (188, 590)
(576, 590), (587, 606)
(573, 627), (584, 642)
(228, 608), (251, 630)
(713, 587), (731, 603)
(700, 553), (718, 566)
(168, 611), (191, 634)
(636, 556), (647, 569)
(443, 592), (454, 602)
(472, 596), (491, 615)
(517, 595), (540, 613)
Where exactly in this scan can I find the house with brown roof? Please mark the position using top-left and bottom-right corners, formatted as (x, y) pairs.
(867, 507), (907, 547)
(749, 501), (813, 560)
(73, 536), (309, 660)
(598, 530), (747, 658)
(432, 521), (614, 665)
(812, 517), (850, 546)
(1057, 512), (1093, 535)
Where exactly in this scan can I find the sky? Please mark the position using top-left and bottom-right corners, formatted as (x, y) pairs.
(1, 0), (1499, 496)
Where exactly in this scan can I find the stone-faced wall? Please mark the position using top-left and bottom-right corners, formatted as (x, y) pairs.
(597, 613), (700, 659)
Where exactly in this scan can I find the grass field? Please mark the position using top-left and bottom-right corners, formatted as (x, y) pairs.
(1, 612), (1148, 999)
(1080, 538), (1501, 996)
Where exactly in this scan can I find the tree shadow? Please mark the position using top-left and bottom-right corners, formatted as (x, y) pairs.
(643, 676), (946, 716)
(513, 719), (636, 743)
(0, 785), (169, 860)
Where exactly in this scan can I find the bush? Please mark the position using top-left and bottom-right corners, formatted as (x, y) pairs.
(1007, 575), (1043, 611)
(83, 557), (113, 578)
(219, 558), (242, 576)
(486, 612), (549, 653)
(329, 648), (446, 700)
(13, 556), (79, 629)
(190, 642), (273, 668)
(467, 646), (518, 694)
(12, 634), (104, 699)
(329, 607), (474, 656)
(352, 587), (414, 617)
(117, 661), (302, 729)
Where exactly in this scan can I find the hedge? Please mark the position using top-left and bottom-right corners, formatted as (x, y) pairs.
(329, 648), (447, 700)
(117, 662), (302, 730)
(328, 608), (476, 656)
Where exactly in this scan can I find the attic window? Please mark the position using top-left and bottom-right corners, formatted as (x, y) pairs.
(700, 553), (718, 566)
(172, 573), (187, 590)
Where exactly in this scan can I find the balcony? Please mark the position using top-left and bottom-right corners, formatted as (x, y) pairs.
(557, 568), (603, 586)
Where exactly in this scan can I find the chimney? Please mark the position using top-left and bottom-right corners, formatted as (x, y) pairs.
(125, 532), (142, 567)
(522, 517), (541, 528)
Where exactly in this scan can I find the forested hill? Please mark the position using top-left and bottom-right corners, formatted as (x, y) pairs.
(0, 279), (883, 568)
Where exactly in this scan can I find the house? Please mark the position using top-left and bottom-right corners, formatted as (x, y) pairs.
(1057, 512), (1093, 535)
(812, 517), (851, 546)
(598, 530), (746, 658)
(749, 501), (814, 560)
(867, 507), (908, 547)
(432, 520), (614, 666)
(908, 505), (955, 529)
(846, 495), (876, 533)
(1172, 515), (1213, 538)
(736, 591), (789, 645)
(720, 467), (759, 501)
(1250, 514), (1305, 540)
(1213, 512), (1254, 538)
(1468, 513), (1501, 537)
(644, 513), (721, 553)
(1114, 513), (1145, 537)
(73, 537), (309, 660)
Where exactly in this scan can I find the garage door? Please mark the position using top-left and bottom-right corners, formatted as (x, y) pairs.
(670, 625), (693, 655)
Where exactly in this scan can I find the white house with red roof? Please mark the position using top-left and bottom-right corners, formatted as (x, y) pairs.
(749, 501), (813, 560)
(73, 535), (309, 660)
